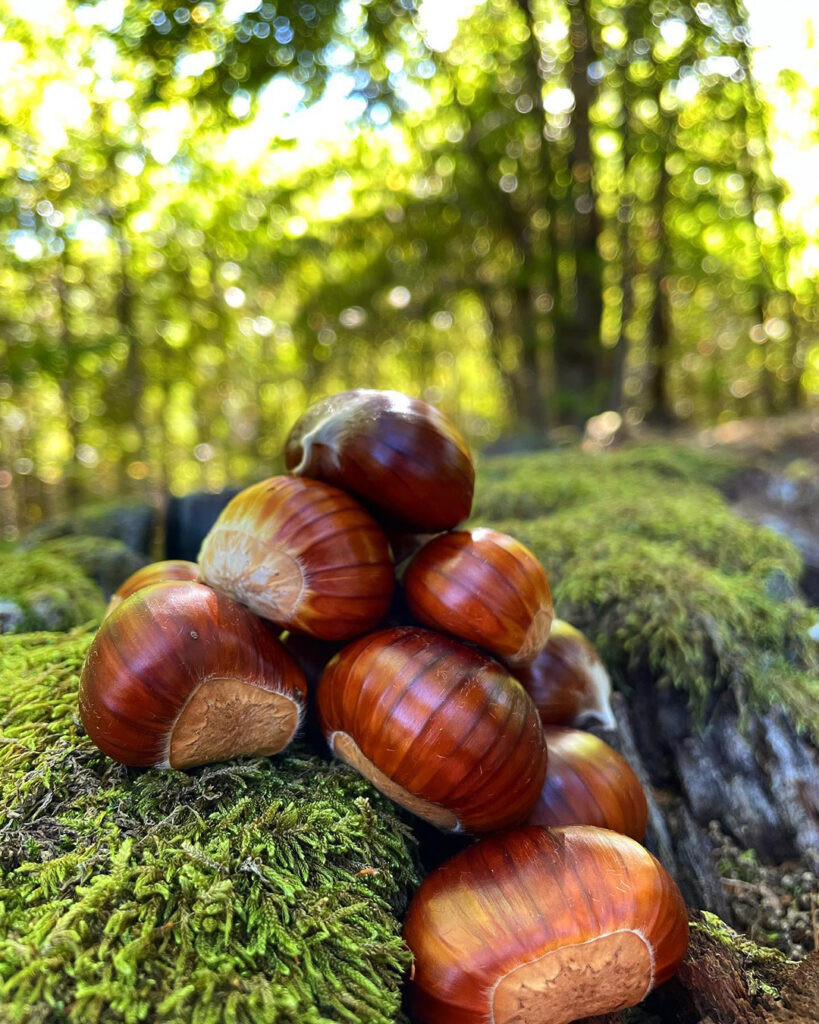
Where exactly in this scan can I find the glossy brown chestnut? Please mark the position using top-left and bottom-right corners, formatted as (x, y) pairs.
(527, 727), (648, 840)
(79, 581), (307, 768)
(514, 618), (616, 728)
(404, 825), (689, 1024)
(105, 559), (200, 616)
(316, 627), (548, 833)
(284, 389), (475, 531)
(280, 631), (342, 690)
(198, 475), (394, 641)
(404, 527), (554, 666)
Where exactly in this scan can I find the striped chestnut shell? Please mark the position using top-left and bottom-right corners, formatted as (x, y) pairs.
(513, 618), (616, 729)
(284, 389), (475, 531)
(198, 476), (394, 641)
(404, 825), (689, 1024)
(105, 559), (200, 617)
(527, 726), (648, 840)
(404, 528), (554, 666)
(79, 581), (307, 769)
(316, 627), (548, 833)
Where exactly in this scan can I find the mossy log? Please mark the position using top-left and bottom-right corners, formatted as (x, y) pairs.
(0, 629), (418, 1024)
(23, 500), (157, 557)
(582, 912), (819, 1023)
(474, 445), (819, 933)
(32, 535), (148, 599)
(2, 442), (817, 1022)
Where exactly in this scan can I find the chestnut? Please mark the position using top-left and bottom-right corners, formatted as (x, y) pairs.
(404, 825), (689, 1024)
(79, 581), (307, 768)
(404, 527), (554, 666)
(316, 627), (548, 833)
(527, 726), (648, 840)
(284, 389), (475, 531)
(280, 631), (342, 690)
(198, 475), (394, 641)
(513, 618), (616, 728)
(105, 559), (200, 616)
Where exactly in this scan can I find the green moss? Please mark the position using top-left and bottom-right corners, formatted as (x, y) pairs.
(0, 550), (105, 634)
(0, 629), (418, 1024)
(472, 443), (740, 522)
(475, 445), (819, 738)
(692, 912), (787, 999)
(35, 535), (148, 599)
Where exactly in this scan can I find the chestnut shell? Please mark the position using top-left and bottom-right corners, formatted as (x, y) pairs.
(105, 559), (200, 617)
(198, 475), (394, 641)
(316, 627), (548, 833)
(527, 726), (648, 840)
(80, 581), (307, 768)
(404, 825), (689, 1024)
(284, 389), (475, 531)
(513, 618), (616, 729)
(404, 527), (554, 665)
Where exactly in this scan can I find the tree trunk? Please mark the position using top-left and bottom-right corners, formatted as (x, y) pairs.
(644, 139), (674, 424)
(551, 0), (607, 422)
(479, 284), (548, 438)
(114, 229), (146, 493)
(55, 250), (82, 508)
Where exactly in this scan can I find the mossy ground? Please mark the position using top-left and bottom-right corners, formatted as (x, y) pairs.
(0, 549), (105, 633)
(474, 444), (819, 739)
(0, 629), (418, 1024)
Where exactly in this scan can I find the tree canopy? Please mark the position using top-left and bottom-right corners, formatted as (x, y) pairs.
(0, 0), (817, 534)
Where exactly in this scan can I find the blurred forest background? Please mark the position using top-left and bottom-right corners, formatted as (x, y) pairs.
(1, 0), (818, 538)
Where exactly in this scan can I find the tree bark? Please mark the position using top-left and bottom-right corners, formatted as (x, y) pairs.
(550, 0), (607, 422)
(644, 133), (674, 424)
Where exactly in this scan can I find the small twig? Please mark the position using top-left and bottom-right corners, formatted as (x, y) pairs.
(721, 877), (759, 892)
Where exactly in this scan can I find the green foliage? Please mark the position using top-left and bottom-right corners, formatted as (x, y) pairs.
(0, 549), (105, 633)
(476, 447), (819, 738)
(102, 1), (407, 115)
(0, 629), (418, 1024)
(1, 0), (817, 535)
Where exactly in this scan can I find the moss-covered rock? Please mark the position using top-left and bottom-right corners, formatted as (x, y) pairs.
(0, 629), (418, 1024)
(0, 550), (105, 634)
(474, 447), (819, 740)
(472, 442), (741, 522)
(34, 535), (149, 599)
(24, 500), (157, 556)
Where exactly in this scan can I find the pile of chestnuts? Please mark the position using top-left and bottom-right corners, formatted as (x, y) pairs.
(79, 388), (689, 1024)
